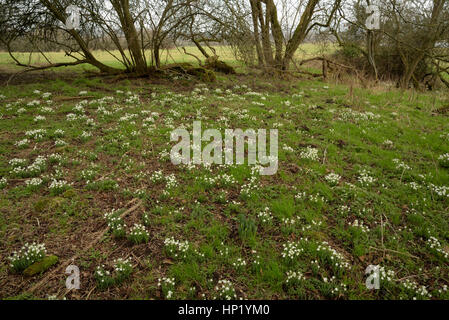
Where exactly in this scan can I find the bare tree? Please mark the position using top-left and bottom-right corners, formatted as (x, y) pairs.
(333, 0), (449, 89)
(1, 0), (200, 75)
(247, 0), (341, 72)
(0, 0), (354, 80)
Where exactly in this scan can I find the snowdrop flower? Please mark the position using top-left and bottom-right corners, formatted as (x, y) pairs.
(300, 147), (319, 161)
(213, 279), (236, 300)
(34, 115), (46, 122)
(325, 173), (341, 186)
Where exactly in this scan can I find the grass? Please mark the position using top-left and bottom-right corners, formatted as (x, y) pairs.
(0, 54), (448, 300)
(0, 46), (240, 73)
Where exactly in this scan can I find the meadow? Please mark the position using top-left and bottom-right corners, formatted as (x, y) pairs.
(0, 43), (331, 72)
(0, 49), (448, 300)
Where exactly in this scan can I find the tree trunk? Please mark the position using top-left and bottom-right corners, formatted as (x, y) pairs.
(154, 44), (161, 69)
(281, 0), (320, 70)
(399, 54), (424, 89)
(266, 0), (283, 69)
(111, 0), (147, 74)
(249, 0), (264, 67)
(258, 1), (274, 67)
(398, 0), (445, 88)
(40, 0), (121, 74)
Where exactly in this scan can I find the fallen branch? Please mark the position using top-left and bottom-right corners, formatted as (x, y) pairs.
(395, 273), (432, 282)
(297, 56), (368, 86)
(369, 246), (419, 259)
(6, 60), (88, 86)
(182, 47), (203, 66)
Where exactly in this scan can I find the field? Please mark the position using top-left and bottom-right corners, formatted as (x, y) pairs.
(0, 51), (449, 300)
(0, 43), (331, 72)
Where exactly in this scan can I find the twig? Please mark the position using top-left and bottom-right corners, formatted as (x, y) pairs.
(322, 148), (327, 164)
(369, 246), (419, 259)
(6, 60), (88, 86)
(395, 273), (432, 282)
(131, 252), (146, 268)
(85, 286), (96, 300)
(381, 214), (384, 249)
(182, 47), (203, 66)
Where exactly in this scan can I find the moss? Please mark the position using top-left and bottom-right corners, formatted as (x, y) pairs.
(23, 255), (59, 277)
(5, 292), (36, 300)
(186, 67), (216, 82)
(163, 62), (193, 71)
(34, 198), (50, 212)
(205, 58), (236, 74)
(162, 63), (216, 82)
(33, 197), (66, 212)
(62, 189), (77, 198)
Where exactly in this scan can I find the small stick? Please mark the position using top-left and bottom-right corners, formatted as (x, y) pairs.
(369, 246), (419, 259)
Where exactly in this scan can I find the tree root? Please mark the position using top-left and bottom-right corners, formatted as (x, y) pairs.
(159, 63), (216, 82)
(204, 56), (236, 75)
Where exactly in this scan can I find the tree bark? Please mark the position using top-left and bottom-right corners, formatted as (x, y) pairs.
(281, 0), (320, 70)
(258, 1), (274, 67)
(110, 0), (147, 74)
(398, 0), (445, 88)
(40, 0), (121, 74)
(266, 0), (284, 68)
(249, 0), (264, 67)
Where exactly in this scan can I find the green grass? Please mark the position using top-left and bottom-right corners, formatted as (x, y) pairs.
(0, 66), (448, 300)
(0, 46), (241, 73)
(0, 43), (334, 74)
